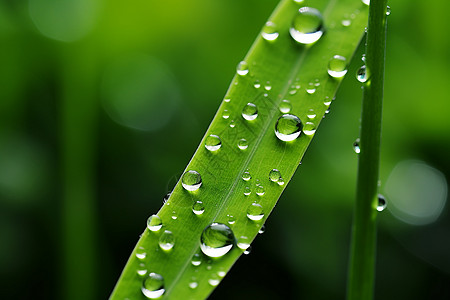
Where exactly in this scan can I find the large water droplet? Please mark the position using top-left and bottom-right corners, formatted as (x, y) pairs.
(191, 253), (202, 266)
(275, 114), (303, 142)
(147, 215), (162, 232)
(200, 223), (235, 258)
(141, 273), (165, 299)
(303, 122), (317, 136)
(353, 138), (361, 154)
(159, 230), (175, 251)
(182, 170), (202, 191)
(238, 139), (249, 150)
(205, 135), (221, 151)
(247, 203), (264, 221)
(289, 7), (324, 44)
(236, 61), (249, 76)
(356, 65), (368, 83)
(242, 170), (251, 181)
(262, 21), (279, 41)
(242, 103), (258, 121)
(192, 201), (205, 215)
(377, 194), (387, 212)
(328, 55), (348, 78)
(269, 169), (282, 182)
(279, 100), (292, 113)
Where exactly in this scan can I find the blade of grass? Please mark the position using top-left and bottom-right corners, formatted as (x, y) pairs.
(347, 1), (388, 299)
(111, 0), (369, 299)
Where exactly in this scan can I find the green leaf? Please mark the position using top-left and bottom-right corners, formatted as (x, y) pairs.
(110, 0), (368, 299)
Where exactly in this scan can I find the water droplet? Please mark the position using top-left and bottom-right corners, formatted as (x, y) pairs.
(141, 272), (165, 299)
(377, 194), (387, 212)
(242, 103), (258, 121)
(356, 65), (368, 83)
(237, 236), (251, 250)
(293, 0), (305, 3)
(227, 215), (236, 225)
(258, 224), (266, 234)
(163, 192), (171, 204)
(189, 281), (198, 289)
(386, 6), (391, 16)
(238, 139), (249, 150)
(147, 215), (162, 232)
(328, 55), (348, 78)
(269, 169), (282, 182)
(136, 247), (146, 260)
(303, 122), (317, 135)
(218, 270), (226, 277)
(200, 223), (235, 258)
(137, 263), (147, 277)
(324, 97), (332, 106)
(208, 274), (220, 286)
(244, 246), (252, 255)
(181, 170), (202, 191)
(222, 110), (230, 119)
(254, 80), (261, 89)
(362, 0), (369, 5)
(242, 170), (251, 181)
(342, 19), (351, 27)
(229, 120), (235, 128)
(279, 100), (292, 113)
(191, 253), (202, 266)
(307, 109), (316, 119)
(275, 114), (303, 142)
(171, 211), (177, 220)
(236, 61), (249, 76)
(289, 7), (324, 44)
(264, 81), (272, 91)
(247, 203), (264, 221)
(192, 201), (205, 215)
(353, 138), (361, 154)
(244, 186), (251, 196)
(205, 134), (222, 151)
(278, 177), (285, 186)
(256, 185), (265, 196)
(262, 21), (279, 41)
(306, 83), (316, 94)
(224, 98), (231, 102)
(159, 230), (175, 251)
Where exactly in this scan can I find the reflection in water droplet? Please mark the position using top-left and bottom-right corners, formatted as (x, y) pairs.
(242, 103), (258, 121)
(242, 170), (251, 181)
(353, 138), (361, 154)
(159, 230), (175, 251)
(191, 253), (202, 266)
(303, 122), (317, 136)
(205, 134), (222, 151)
(200, 223), (235, 258)
(247, 203), (264, 221)
(377, 194), (387, 212)
(147, 215), (162, 232)
(275, 114), (303, 142)
(141, 272), (165, 299)
(182, 170), (202, 191)
(356, 65), (368, 83)
(236, 61), (249, 76)
(279, 100), (292, 113)
(192, 201), (205, 215)
(238, 139), (249, 150)
(222, 110), (230, 119)
(328, 55), (348, 78)
(262, 21), (279, 41)
(290, 7), (324, 44)
(136, 246), (146, 260)
(269, 169), (282, 182)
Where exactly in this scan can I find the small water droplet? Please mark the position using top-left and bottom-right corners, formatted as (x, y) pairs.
(377, 194), (387, 211)
(303, 122), (317, 135)
(386, 6), (391, 16)
(356, 65), (368, 83)
(224, 98), (231, 102)
(208, 274), (220, 286)
(275, 114), (303, 142)
(256, 185), (265, 196)
(200, 223), (235, 258)
(218, 270), (226, 277)
(353, 138), (361, 154)
(237, 236), (251, 250)
(253, 80), (261, 89)
(137, 263), (147, 277)
(244, 246), (252, 255)
(238, 138), (249, 150)
(290, 7), (324, 44)
(278, 177), (285, 186)
(163, 192), (171, 204)
(328, 55), (348, 78)
(171, 211), (177, 220)
(141, 272), (165, 299)
(247, 203), (264, 221)
(222, 110), (230, 119)
(264, 81), (272, 91)
(361, 54), (366, 62)
(341, 19), (351, 27)
(242, 170), (251, 181)
(191, 253), (202, 266)
(159, 230), (175, 251)
(182, 170), (202, 191)
(324, 97), (332, 106)
(262, 21), (279, 41)
(362, 0), (370, 5)
(136, 247), (146, 260)
(189, 281), (198, 289)
(227, 214), (236, 225)
(307, 109), (316, 119)
(236, 61), (249, 76)
(293, 0), (305, 3)
(306, 83), (316, 94)
(279, 100), (292, 113)
(259, 224), (266, 234)
(269, 169), (282, 182)
(244, 186), (251, 196)
(205, 134), (222, 151)
(147, 215), (163, 232)
(242, 103), (258, 121)
(192, 201), (205, 215)
(229, 120), (235, 128)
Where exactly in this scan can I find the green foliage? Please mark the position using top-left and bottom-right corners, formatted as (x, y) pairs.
(111, 0), (369, 298)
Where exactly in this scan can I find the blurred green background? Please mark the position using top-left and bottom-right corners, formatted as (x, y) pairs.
(1, 0), (449, 299)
